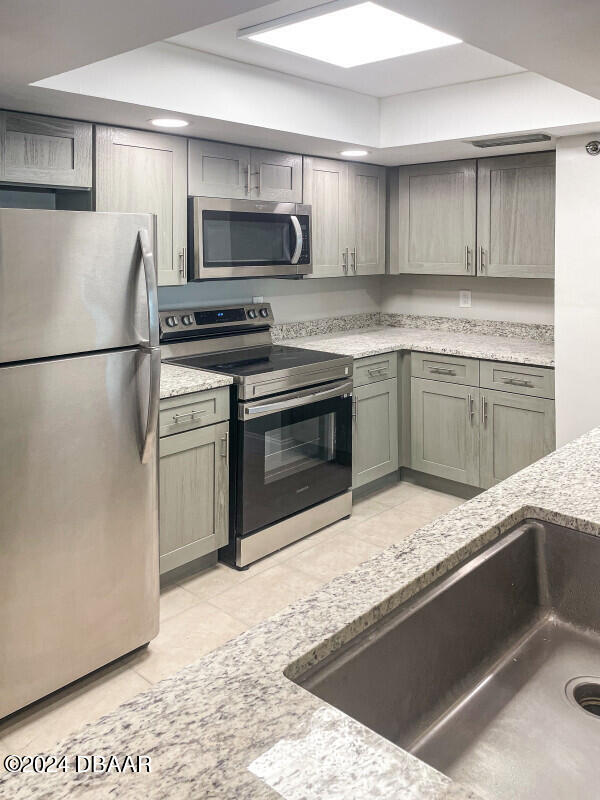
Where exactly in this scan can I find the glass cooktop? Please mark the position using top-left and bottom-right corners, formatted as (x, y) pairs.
(167, 345), (345, 378)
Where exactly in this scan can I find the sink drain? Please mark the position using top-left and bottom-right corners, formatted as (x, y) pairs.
(566, 677), (600, 718)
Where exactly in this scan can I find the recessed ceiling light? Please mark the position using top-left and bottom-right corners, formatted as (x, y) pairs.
(239, 2), (461, 68)
(149, 118), (189, 128)
(340, 149), (369, 157)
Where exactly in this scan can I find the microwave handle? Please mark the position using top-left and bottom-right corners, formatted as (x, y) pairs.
(290, 215), (303, 265)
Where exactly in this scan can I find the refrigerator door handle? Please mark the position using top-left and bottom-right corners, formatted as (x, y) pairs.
(141, 346), (161, 464)
(138, 227), (160, 350)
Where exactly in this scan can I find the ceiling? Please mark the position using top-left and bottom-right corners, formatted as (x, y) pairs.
(169, 0), (525, 98)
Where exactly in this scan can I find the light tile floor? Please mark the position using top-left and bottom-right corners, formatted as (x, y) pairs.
(0, 480), (464, 761)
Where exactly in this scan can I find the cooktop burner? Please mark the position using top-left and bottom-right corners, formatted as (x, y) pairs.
(167, 344), (343, 378)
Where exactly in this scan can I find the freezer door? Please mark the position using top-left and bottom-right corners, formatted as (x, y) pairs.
(0, 208), (155, 364)
(0, 349), (159, 718)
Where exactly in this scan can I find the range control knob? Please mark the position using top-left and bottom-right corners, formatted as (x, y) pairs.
(181, 314), (194, 326)
(259, 307), (269, 318)
(165, 315), (178, 327)
(247, 309), (257, 319)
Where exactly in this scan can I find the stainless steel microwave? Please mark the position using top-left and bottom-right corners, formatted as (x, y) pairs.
(189, 197), (312, 280)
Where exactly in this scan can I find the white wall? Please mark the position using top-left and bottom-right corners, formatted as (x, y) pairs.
(555, 133), (600, 446)
(158, 276), (384, 321)
(380, 275), (555, 325)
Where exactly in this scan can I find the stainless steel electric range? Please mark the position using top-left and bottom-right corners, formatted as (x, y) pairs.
(160, 303), (353, 568)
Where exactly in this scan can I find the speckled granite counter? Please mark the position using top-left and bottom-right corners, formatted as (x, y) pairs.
(160, 363), (232, 399)
(285, 325), (554, 367)
(5, 422), (600, 800)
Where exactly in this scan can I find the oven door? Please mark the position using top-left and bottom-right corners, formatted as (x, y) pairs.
(192, 197), (311, 279)
(236, 380), (352, 537)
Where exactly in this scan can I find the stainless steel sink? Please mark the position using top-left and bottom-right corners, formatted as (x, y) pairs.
(295, 521), (600, 800)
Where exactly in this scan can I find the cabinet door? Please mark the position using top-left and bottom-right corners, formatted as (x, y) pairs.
(159, 422), (229, 574)
(0, 111), (92, 188)
(349, 162), (386, 275)
(477, 152), (555, 279)
(95, 126), (188, 286)
(303, 157), (349, 277)
(250, 149), (303, 202)
(389, 160), (476, 275)
(188, 139), (250, 198)
(353, 379), (399, 488)
(411, 378), (479, 486)
(480, 389), (555, 489)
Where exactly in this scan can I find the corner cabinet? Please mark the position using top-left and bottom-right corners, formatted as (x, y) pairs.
(352, 353), (399, 488)
(304, 157), (386, 277)
(0, 111), (92, 188)
(94, 126), (188, 286)
(188, 139), (302, 202)
(388, 160), (477, 276)
(388, 152), (555, 279)
(158, 388), (230, 575)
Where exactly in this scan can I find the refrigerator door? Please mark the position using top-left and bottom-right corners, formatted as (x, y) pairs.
(0, 348), (159, 718)
(0, 208), (155, 364)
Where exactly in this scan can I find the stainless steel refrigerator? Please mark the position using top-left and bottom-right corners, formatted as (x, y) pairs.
(0, 208), (160, 718)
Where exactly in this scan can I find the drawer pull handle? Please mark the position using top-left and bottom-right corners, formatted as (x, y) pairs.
(429, 367), (456, 375)
(172, 410), (208, 423)
(502, 378), (534, 387)
(367, 367), (388, 376)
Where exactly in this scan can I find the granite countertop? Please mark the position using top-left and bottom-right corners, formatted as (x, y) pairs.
(160, 363), (233, 399)
(5, 423), (599, 800)
(284, 325), (554, 367)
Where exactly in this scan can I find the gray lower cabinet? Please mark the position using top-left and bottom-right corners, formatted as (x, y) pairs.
(388, 160), (477, 276)
(477, 152), (555, 279)
(95, 126), (188, 286)
(480, 389), (555, 489)
(159, 421), (229, 574)
(353, 378), (399, 488)
(0, 111), (92, 188)
(411, 378), (480, 485)
(188, 139), (302, 202)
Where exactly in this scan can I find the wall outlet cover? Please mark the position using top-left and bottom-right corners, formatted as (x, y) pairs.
(459, 290), (472, 308)
(252, 296), (264, 304)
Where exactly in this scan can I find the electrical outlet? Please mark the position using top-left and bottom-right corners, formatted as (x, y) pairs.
(252, 296), (264, 304)
(459, 290), (472, 308)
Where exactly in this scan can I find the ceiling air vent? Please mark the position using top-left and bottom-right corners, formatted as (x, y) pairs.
(469, 133), (552, 148)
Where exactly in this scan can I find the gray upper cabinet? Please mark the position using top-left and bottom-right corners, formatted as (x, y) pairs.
(477, 152), (555, 279)
(389, 160), (477, 276)
(188, 139), (302, 202)
(479, 389), (555, 489)
(353, 377), (399, 488)
(304, 157), (386, 277)
(411, 377), (480, 485)
(159, 421), (229, 574)
(349, 162), (386, 275)
(0, 111), (92, 188)
(303, 157), (349, 277)
(188, 140), (250, 199)
(95, 126), (188, 286)
(250, 148), (302, 202)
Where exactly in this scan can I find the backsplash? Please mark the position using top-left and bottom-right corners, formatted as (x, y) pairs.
(273, 312), (554, 343)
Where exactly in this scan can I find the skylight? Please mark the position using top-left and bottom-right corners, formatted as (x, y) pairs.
(239, 2), (461, 69)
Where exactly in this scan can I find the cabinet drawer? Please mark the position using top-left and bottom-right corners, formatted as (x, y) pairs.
(354, 352), (397, 386)
(480, 361), (554, 399)
(411, 352), (479, 386)
(160, 388), (229, 437)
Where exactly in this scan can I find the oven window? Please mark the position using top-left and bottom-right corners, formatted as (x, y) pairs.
(203, 211), (292, 268)
(264, 413), (335, 485)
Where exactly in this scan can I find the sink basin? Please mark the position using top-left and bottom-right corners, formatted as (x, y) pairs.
(294, 521), (600, 800)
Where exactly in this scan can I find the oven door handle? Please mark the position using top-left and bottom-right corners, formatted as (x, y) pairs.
(241, 379), (353, 420)
(290, 215), (303, 265)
